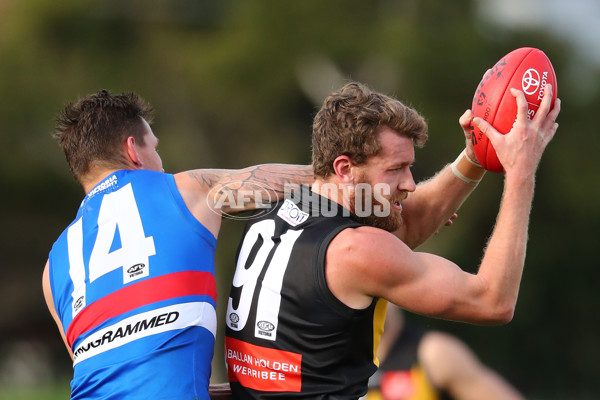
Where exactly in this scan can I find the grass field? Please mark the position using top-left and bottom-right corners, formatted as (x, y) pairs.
(0, 384), (71, 400)
(1, 384), (597, 400)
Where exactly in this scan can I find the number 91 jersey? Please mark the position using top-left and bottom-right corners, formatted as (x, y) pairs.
(225, 186), (387, 399)
(48, 169), (217, 400)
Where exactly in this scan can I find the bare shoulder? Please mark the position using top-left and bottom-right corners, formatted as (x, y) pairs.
(328, 225), (412, 270)
(173, 171), (221, 236)
(330, 224), (397, 245)
(173, 170), (215, 212)
(326, 226), (413, 309)
(173, 170), (218, 193)
(173, 168), (249, 208)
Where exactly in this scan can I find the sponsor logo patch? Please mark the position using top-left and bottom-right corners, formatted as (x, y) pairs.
(87, 175), (118, 199)
(277, 199), (309, 226)
(225, 337), (302, 392)
(72, 301), (216, 365)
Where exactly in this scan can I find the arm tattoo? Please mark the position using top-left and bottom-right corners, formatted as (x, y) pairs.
(189, 164), (313, 213)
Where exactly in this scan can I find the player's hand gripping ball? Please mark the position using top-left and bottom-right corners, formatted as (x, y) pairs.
(471, 47), (557, 172)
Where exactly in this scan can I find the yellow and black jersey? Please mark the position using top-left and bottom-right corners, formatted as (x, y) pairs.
(225, 185), (387, 399)
(366, 326), (452, 400)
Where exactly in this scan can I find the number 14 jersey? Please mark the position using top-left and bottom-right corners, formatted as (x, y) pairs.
(48, 170), (217, 400)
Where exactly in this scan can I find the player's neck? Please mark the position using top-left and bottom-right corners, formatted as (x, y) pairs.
(311, 178), (350, 209)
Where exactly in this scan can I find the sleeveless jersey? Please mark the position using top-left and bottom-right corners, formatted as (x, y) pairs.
(365, 327), (452, 400)
(48, 169), (217, 400)
(224, 186), (388, 399)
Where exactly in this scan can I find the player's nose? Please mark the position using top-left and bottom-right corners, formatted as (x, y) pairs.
(399, 171), (416, 193)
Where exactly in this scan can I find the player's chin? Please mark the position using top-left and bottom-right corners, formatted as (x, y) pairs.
(378, 215), (403, 232)
(354, 212), (402, 232)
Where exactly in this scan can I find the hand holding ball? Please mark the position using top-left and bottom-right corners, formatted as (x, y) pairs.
(471, 47), (557, 172)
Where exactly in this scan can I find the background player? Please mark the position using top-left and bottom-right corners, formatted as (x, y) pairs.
(366, 303), (525, 400)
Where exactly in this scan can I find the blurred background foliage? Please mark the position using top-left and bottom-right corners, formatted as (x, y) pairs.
(0, 0), (598, 399)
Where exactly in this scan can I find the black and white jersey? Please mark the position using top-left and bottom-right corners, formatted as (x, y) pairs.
(225, 186), (388, 399)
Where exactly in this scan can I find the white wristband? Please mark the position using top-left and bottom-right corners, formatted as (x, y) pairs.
(451, 150), (486, 184)
(464, 150), (482, 168)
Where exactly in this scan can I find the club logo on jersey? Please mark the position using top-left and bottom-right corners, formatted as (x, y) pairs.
(277, 199), (309, 226)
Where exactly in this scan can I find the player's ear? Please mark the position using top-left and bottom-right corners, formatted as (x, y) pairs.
(125, 136), (143, 168)
(332, 155), (354, 183)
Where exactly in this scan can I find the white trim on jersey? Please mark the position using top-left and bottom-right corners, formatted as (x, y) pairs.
(73, 301), (216, 365)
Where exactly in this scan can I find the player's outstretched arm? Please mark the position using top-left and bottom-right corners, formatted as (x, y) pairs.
(174, 164), (313, 236)
(189, 164), (313, 208)
(328, 86), (560, 324)
(467, 84), (560, 318)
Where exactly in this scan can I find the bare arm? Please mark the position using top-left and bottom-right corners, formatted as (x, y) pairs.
(419, 332), (525, 400)
(174, 164), (313, 237)
(188, 163), (313, 212)
(327, 86), (560, 324)
(364, 168), (533, 323)
(397, 110), (486, 249)
(470, 85), (560, 321)
(42, 260), (73, 360)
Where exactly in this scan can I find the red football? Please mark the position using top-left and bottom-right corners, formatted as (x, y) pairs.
(471, 47), (557, 172)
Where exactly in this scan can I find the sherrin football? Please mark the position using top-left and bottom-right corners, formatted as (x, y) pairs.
(471, 47), (557, 172)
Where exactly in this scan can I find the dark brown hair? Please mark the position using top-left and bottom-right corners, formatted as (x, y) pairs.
(53, 89), (153, 183)
(312, 82), (428, 178)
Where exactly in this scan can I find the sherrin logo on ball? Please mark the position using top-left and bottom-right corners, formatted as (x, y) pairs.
(471, 47), (558, 172)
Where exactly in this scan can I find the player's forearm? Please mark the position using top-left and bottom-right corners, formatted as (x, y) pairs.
(185, 164), (313, 216)
(399, 154), (485, 249)
(454, 368), (526, 400)
(239, 164), (314, 198)
(476, 175), (535, 323)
